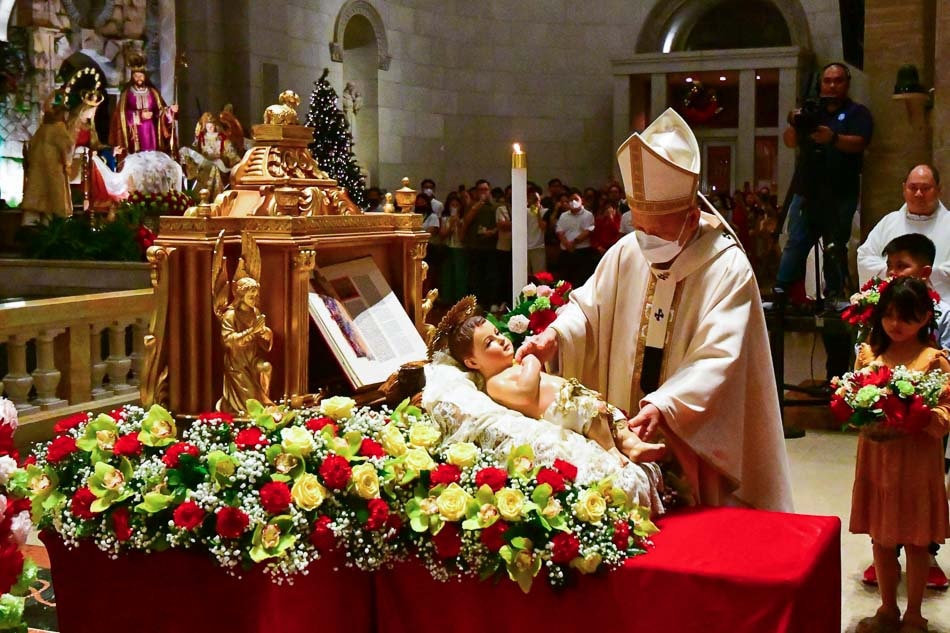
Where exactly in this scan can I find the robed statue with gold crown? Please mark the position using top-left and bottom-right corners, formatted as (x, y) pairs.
(212, 231), (274, 413)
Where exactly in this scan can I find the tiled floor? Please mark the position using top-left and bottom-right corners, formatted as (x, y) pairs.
(787, 429), (949, 632)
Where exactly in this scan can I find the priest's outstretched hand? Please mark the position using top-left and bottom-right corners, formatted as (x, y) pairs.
(627, 403), (666, 442)
(515, 327), (558, 364)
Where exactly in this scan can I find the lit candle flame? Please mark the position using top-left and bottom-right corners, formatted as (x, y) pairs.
(513, 143), (522, 154)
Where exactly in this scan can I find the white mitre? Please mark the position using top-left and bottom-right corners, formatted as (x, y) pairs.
(616, 108), (700, 215)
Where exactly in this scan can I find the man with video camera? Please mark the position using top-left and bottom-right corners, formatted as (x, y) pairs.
(775, 62), (873, 310)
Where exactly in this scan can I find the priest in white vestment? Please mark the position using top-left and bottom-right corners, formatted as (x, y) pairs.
(857, 164), (950, 298)
(517, 108), (793, 512)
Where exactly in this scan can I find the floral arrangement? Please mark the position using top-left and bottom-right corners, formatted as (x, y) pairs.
(26, 397), (657, 592)
(842, 277), (942, 343)
(829, 363), (949, 441)
(0, 398), (39, 633)
(488, 272), (572, 349)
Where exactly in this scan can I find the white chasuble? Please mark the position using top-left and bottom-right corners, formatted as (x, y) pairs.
(551, 214), (793, 512)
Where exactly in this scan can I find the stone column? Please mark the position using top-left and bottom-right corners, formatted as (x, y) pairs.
(650, 73), (667, 121)
(777, 67), (798, 200)
(737, 69), (757, 191)
(861, 0), (935, 235)
(613, 75), (631, 163)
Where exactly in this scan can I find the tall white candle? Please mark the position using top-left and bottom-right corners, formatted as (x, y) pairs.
(511, 143), (528, 306)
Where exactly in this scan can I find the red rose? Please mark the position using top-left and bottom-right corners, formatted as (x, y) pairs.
(0, 541), (23, 596)
(429, 464), (462, 487)
(319, 454), (352, 490)
(432, 523), (463, 559)
(112, 507), (132, 542)
(173, 501), (206, 530)
(22, 455), (36, 467)
(612, 520), (631, 550)
(860, 277), (878, 292)
(903, 394), (932, 433)
(550, 532), (580, 564)
(310, 515), (336, 550)
(829, 395), (853, 423)
(549, 293), (566, 307)
(479, 520), (509, 552)
(858, 365), (892, 387)
(216, 506), (250, 539)
(536, 467), (566, 494)
(54, 412), (88, 434)
(46, 436), (78, 463)
(359, 438), (385, 459)
(306, 417), (338, 436)
(70, 487), (97, 520)
(881, 395), (907, 428)
(162, 442), (200, 468)
(840, 306), (855, 323)
(555, 281), (572, 295)
(259, 481), (292, 514)
(235, 427), (269, 450)
(533, 272), (555, 285)
(197, 412), (234, 425)
(474, 467), (507, 492)
(552, 459), (578, 481)
(365, 498), (390, 531)
(528, 308), (557, 333)
(113, 433), (143, 458)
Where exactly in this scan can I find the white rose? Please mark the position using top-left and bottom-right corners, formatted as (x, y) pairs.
(10, 511), (30, 547)
(0, 456), (18, 486)
(507, 315), (530, 334)
(521, 283), (538, 297)
(0, 398), (17, 431)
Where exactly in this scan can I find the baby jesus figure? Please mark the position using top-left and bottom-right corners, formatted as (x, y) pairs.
(431, 297), (666, 464)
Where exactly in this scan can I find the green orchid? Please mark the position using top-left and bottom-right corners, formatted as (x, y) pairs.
(406, 491), (443, 533)
(137, 405), (178, 447)
(506, 445), (538, 480)
(530, 484), (567, 531)
(207, 450), (239, 489)
(500, 537), (542, 593)
(247, 399), (295, 432)
(462, 485), (501, 530)
(249, 515), (297, 562)
(135, 489), (177, 514)
(75, 414), (119, 462)
(87, 458), (135, 513)
(629, 505), (659, 538)
(594, 478), (629, 509)
(265, 445), (305, 484)
(26, 464), (63, 523)
(571, 552), (603, 575)
(390, 398), (424, 427)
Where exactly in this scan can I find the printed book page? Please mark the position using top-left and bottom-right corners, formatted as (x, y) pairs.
(308, 256), (427, 389)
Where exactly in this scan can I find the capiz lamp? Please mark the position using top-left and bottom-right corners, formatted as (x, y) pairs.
(892, 64), (932, 128)
(394, 177), (416, 213)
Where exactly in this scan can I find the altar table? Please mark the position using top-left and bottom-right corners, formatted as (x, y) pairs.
(43, 507), (840, 633)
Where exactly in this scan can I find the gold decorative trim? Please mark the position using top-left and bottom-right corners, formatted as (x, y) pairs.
(630, 271), (656, 406)
(658, 282), (685, 382)
(141, 245), (172, 408)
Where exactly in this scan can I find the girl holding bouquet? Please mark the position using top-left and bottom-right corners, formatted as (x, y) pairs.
(850, 277), (950, 633)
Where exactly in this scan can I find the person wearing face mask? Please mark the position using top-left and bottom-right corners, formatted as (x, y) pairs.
(516, 108), (793, 512)
(420, 178), (443, 217)
(556, 189), (597, 287)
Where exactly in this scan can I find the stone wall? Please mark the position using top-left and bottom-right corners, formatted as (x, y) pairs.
(934, 1), (950, 180)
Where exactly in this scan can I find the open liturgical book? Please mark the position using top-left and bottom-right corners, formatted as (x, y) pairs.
(308, 257), (428, 389)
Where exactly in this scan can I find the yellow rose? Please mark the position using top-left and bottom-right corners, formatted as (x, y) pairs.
(446, 442), (478, 468)
(436, 483), (470, 521)
(572, 553), (603, 574)
(291, 473), (327, 510)
(320, 396), (356, 421)
(404, 448), (436, 472)
(380, 425), (407, 457)
(280, 427), (314, 457)
(574, 489), (607, 523)
(495, 488), (525, 522)
(351, 463), (380, 499)
(408, 423), (441, 448)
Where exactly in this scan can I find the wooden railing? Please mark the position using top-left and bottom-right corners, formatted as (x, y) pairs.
(0, 289), (154, 444)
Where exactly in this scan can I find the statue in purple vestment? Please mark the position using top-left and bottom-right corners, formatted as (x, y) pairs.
(109, 53), (179, 158)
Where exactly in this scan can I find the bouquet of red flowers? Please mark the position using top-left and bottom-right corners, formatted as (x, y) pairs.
(829, 363), (948, 441)
(488, 272), (572, 349)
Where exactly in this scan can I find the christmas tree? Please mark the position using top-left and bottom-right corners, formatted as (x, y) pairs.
(305, 69), (366, 206)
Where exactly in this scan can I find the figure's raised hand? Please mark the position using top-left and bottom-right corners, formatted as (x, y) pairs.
(627, 403), (666, 442)
(515, 327), (558, 364)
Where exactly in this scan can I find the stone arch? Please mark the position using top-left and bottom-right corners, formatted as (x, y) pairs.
(329, 0), (390, 71)
(636, 0), (811, 53)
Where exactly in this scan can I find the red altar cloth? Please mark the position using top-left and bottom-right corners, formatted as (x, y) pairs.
(375, 507), (841, 633)
(42, 507), (839, 633)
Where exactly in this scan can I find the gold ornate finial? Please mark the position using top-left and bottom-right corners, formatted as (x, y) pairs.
(428, 295), (480, 359)
(382, 192), (395, 213)
(263, 90), (301, 126)
(395, 177), (416, 213)
(211, 231), (275, 413)
(421, 288), (440, 346)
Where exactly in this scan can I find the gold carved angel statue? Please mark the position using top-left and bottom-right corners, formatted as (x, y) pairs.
(212, 231), (274, 413)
